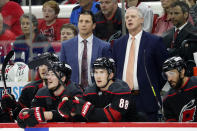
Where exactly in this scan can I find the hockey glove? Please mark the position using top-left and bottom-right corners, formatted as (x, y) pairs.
(71, 97), (94, 118)
(1, 93), (17, 111)
(58, 97), (73, 118)
(17, 108), (29, 128)
(17, 107), (45, 127)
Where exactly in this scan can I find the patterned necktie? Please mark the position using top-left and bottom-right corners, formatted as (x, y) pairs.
(126, 37), (135, 90)
(81, 39), (88, 89)
(171, 29), (179, 48)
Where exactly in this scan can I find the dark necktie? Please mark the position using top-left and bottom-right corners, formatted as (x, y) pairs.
(171, 29), (179, 48)
(81, 39), (88, 89)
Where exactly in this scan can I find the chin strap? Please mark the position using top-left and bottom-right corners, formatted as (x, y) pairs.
(49, 82), (62, 95)
(43, 79), (48, 86)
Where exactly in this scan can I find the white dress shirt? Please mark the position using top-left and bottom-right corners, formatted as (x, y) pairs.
(175, 22), (188, 33)
(78, 34), (93, 85)
(123, 30), (143, 90)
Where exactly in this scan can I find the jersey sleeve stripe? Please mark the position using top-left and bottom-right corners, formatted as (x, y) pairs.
(103, 108), (113, 122)
(108, 107), (121, 122)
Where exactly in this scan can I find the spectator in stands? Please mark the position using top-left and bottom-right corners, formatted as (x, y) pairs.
(162, 56), (197, 122)
(13, 13), (54, 64)
(0, 13), (16, 63)
(70, 0), (100, 26)
(17, 61), (83, 128)
(162, 1), (197, 62)
(112, 6), (169, 121)
(60, 23), (78, 42)
(126, 0), (153, 33)
(153, 0), (178, 36)
(183, 0), (197, 26)
(39, 0), (66, 42)
(60, 11), (110, 90)
(0, 0), (24, 37)
(25, 0), (65, 5)
(94, 0), (122, 42)
(52, 23), (78, 54)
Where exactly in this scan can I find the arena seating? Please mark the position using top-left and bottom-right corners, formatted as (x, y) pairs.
(21, 2), (162, 20)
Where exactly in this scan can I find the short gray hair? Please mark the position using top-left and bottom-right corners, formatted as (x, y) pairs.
(20, 13), (38, 28)
(125, 6), (144, 18)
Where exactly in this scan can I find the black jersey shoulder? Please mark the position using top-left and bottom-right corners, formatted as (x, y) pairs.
(22, 79), (43, 90)
(107, 79), (131, 94)
(64, 81), (83, 97)
(84, 79), (131, 95)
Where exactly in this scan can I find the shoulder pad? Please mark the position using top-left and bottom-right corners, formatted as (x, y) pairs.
(190, 76), (197, 84)
(65, 81), (83, 96)
(108, 79), (131, 94)
(24, 79), (42, 87)
(36, 87), (50, 96)
(84, 83), (98, 95)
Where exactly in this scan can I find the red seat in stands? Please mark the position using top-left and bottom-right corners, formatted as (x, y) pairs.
(38, 18), (70, 25)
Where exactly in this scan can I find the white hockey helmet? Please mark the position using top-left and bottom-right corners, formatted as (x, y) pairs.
(7, 62), (29, 82)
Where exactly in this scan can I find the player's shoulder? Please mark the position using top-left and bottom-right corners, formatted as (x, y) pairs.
(163, 87), (179, 102)
(189, 76), (197, 84)
(22, 80), (42, 90)
(84, 83), (97, 95)
(108, 79), (131, 94)
(182, 76), (197, 91)
(36, 86), (49, 96)
(66, 81), (83, 95)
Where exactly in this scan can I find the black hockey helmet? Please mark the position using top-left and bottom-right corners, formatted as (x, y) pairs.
(47, 53), (59, 62)
(49, 61), (72, 80)
(93, 57), (115, 74)
(28, 52), (59, 69)
(162, 56), (186, 72)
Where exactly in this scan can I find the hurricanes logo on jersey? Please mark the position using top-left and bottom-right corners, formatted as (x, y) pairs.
(179, 99), (196, 122)
(41, 27), (55, 42)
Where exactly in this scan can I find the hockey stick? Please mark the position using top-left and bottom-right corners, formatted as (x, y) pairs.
(143, 50), (163, 121)
(1, 50), (14, 94)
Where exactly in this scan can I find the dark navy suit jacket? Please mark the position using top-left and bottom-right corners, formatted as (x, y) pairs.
(162, 22), (197, 61)
(112, 31), (169, 113)
(60, 35), (110, 84)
